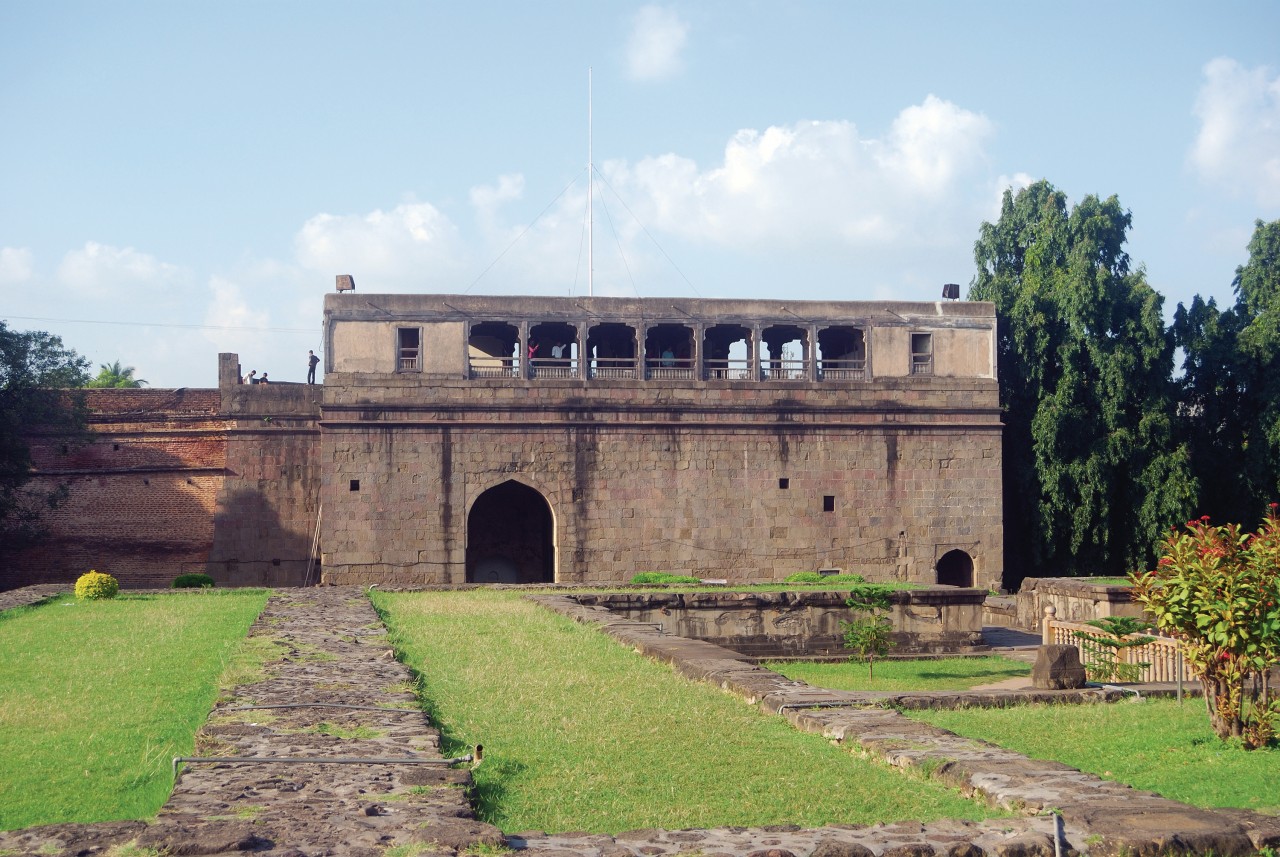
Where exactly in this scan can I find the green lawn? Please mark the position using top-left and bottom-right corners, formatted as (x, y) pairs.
(372, 590), (1002, 834)
(766, 656), (1032, 692)
(909, 699), (1280, 813)
(0, 590), (269, 830)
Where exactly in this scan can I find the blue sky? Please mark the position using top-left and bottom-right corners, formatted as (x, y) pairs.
(2, 1), (1278, 387)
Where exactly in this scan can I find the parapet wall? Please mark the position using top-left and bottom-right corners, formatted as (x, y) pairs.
(1014, 577), (1144, 630)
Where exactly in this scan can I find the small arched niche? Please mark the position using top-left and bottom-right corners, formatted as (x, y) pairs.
(935, 549), (974, 587)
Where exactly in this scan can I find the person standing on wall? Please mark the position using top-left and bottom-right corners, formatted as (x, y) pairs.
(307, 350), (320, 384)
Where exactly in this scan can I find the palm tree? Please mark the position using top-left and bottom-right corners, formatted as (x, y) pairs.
(85, 360), (146, 388)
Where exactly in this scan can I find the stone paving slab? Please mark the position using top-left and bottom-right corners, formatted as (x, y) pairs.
(511, 818), (1068, 857)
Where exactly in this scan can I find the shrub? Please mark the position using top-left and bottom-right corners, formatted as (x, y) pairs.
(785, 571), (867, 585)
(1131, 508), (1280, 749)
(75, 571), (119, 600)
(630, 572), (702, 585)
(172, 573), (216, 589)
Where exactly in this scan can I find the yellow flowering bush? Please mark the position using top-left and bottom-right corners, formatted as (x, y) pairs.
(75, 570), (119, 600)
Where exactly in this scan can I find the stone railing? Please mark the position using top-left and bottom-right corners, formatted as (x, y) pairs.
(1041, 605), (1193, 683)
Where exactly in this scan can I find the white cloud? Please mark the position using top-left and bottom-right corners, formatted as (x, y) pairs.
(281, 95), (996, 301)
(204, 276), (271, 345)
(626, 5), (689, 82)
(0, 247), (34, 284)
(55, 241), (188, 297)
(293, 202), (469, 290)
(601, 97), (993, 250)
(1190, 57), (1280, 207)
(880, 96), (994, 191)
(471, 174), (526, 230)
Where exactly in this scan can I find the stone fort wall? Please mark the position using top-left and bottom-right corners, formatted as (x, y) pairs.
(319, 375), (1003, 588)
(3, 389), (227, 589)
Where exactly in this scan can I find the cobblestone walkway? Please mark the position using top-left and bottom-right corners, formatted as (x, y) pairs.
(3, 586), (1278, 856)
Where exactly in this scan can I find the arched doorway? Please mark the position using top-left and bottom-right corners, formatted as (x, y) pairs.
(466, 481), (554, 584)
(936, 549), (974, 587)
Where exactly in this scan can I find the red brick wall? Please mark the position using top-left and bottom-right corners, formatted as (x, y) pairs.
(1, 387), (322, 591)
(2, 390), (227, 588)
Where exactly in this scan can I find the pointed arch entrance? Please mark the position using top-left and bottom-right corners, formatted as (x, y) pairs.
(935, 549), (974, 587)
(466, 480), (555, 584)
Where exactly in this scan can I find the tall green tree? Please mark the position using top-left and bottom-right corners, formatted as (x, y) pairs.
(0, 322), (91, 548)
(1235, 219), (1280, 503)
(969, 181), (1195, 585)
(1170, 295), (1254, 523)
(86, 360), (146, 388)
(1174, 219), (1280, 526)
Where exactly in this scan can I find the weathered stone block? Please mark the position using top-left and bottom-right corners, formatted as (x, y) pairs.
(1031, 644), (1086, 689)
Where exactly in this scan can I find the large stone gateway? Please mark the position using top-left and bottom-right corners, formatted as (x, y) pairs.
(319, 291), (1004, 588)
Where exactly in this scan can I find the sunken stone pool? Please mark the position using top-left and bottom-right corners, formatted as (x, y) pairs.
(568, 588), (987, 660)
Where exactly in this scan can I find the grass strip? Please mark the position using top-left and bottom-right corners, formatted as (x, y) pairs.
(766, 656), (1031, 692)
(0, 589), (270, 831)
(373, 589), (1001, 834)
(908, 699), (1280, 813)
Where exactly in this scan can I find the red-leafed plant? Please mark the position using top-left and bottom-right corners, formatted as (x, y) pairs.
(1131, 507), (1280, 748)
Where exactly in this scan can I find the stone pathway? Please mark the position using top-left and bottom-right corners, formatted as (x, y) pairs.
(970, 626), (1040, 690)
(0, 587), (502, 856)
(1, 585), (1277, 856)
(0, 583), (66, 613)
(981, 626), (1042, 651)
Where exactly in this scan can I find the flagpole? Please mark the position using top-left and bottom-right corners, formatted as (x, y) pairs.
(588, 67), (594, 297)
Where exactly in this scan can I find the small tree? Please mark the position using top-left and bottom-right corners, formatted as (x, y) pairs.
(1131, 509), (1280, 748)
(1071, 616), (1155, 683)
(840, 585), (895, 680)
